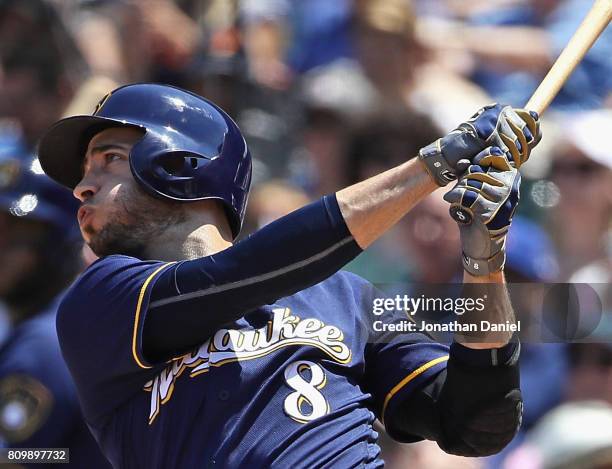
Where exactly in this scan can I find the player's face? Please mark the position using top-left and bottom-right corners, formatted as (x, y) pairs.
(74, 127), (185, 258)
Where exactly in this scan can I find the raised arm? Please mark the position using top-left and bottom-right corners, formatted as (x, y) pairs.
(143, 161), (435, 363)
(143, 104), (540, 362)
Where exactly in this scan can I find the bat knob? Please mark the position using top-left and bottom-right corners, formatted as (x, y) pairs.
(450, 205), (473, 225)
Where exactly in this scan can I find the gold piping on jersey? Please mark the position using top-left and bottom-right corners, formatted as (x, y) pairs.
(381, 355), (449, 423)
(132, 262), (177, 369)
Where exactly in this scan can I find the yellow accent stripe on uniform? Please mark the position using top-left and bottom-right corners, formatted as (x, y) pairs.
(381, 355), (449, 423)
(132, 262), (176, 369)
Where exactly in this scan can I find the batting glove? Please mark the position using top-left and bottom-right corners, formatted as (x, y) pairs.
(443, 147), (521, 276)
(419, 104), (541, 186)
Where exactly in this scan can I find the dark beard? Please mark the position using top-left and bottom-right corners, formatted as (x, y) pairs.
(88, 220), (150, 258)
(86, 186), (186, 259)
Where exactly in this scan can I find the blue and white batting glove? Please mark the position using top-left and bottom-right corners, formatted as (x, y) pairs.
(419, 104), (541, 186)
(443, 147), (522, 276)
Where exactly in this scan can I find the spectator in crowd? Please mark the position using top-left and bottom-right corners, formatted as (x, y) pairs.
(547, 111), (612, 281)
(566, 343), (612, 406)
(417, 0), (612, 109)
(0, 139), (110, 467)
(398, 189), (462, 283)
(344, 110), (440, 283)
(243, 179), (310, 234)
(505, 343), (612, 469)
(289, 61), (378, 197)
(239, 0), (354, 88)
(115, 0), (202, 84)
(352, 0), (491, 130)
(0, 0), (87, 149)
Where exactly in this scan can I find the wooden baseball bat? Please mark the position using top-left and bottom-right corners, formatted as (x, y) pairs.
(525, 0), (612, 115)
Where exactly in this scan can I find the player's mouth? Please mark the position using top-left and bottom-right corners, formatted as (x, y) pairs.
(77, 206), (95, 227)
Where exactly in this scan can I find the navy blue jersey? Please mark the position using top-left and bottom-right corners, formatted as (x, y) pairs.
(58, 255), (450, 468)
(0, 303), (110, 468)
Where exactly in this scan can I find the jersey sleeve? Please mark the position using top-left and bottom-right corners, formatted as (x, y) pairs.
(359, 284), (450, 431)
(142, 195), (362, 362)
(56, 255), (175, 425)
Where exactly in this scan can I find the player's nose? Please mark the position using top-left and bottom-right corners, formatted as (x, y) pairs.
(73, 172), (98, 202)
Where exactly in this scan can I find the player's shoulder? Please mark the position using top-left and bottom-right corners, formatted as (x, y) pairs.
(60, 255), (130, 307)
(78, 254), (156, 280)
(57, 255), (165, 330)
(64, 254), (162, 297)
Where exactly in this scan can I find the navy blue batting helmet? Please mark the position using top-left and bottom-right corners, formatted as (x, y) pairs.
(0, 132), (80, 242)
(37, 83), (252, 238)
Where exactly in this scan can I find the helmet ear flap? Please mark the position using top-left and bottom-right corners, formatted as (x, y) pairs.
(131, 140), (223, 202)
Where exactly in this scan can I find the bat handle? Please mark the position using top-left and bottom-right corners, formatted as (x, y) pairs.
(525, 0), (612, 115)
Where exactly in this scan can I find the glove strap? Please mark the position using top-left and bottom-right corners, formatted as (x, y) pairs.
(418, 140), (457, 187)
(461, 249), (506, 276)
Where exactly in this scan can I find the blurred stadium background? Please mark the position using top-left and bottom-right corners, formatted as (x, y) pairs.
(0, 0), (611, 467)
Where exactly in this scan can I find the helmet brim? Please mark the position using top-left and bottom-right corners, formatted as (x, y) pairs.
(37, 115), (140, 189)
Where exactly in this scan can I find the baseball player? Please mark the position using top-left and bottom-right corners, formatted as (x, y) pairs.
(0, 141), (110, 467)
(37, 83), (540, 468)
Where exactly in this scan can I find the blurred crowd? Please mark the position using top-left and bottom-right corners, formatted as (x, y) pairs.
(0, 0), (611, 468)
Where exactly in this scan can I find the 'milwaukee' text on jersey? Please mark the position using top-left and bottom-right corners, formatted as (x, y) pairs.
(57, 255), (449, 468)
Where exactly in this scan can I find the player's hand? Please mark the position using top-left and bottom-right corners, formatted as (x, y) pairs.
(443, 147), (521, 276)
(419, 104), (541, 187)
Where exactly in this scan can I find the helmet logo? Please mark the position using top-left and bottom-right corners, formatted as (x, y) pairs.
(94, 91), (113, 115)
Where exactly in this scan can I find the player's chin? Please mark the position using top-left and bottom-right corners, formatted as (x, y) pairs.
(87, 231), (147, 259)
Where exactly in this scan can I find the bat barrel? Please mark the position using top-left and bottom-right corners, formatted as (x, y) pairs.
(525, 0), (612, 115)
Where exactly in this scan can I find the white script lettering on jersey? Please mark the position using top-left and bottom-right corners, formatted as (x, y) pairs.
(143, 308), (351, 423)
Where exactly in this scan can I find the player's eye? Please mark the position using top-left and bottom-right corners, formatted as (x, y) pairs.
(105, 153), (124, 164)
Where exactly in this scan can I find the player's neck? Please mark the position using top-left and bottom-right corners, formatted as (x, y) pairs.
(144, 209), (233, 261)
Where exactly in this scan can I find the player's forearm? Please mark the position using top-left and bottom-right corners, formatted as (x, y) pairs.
(456, 271), (516, 349)
(336, 158), (437, 249)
